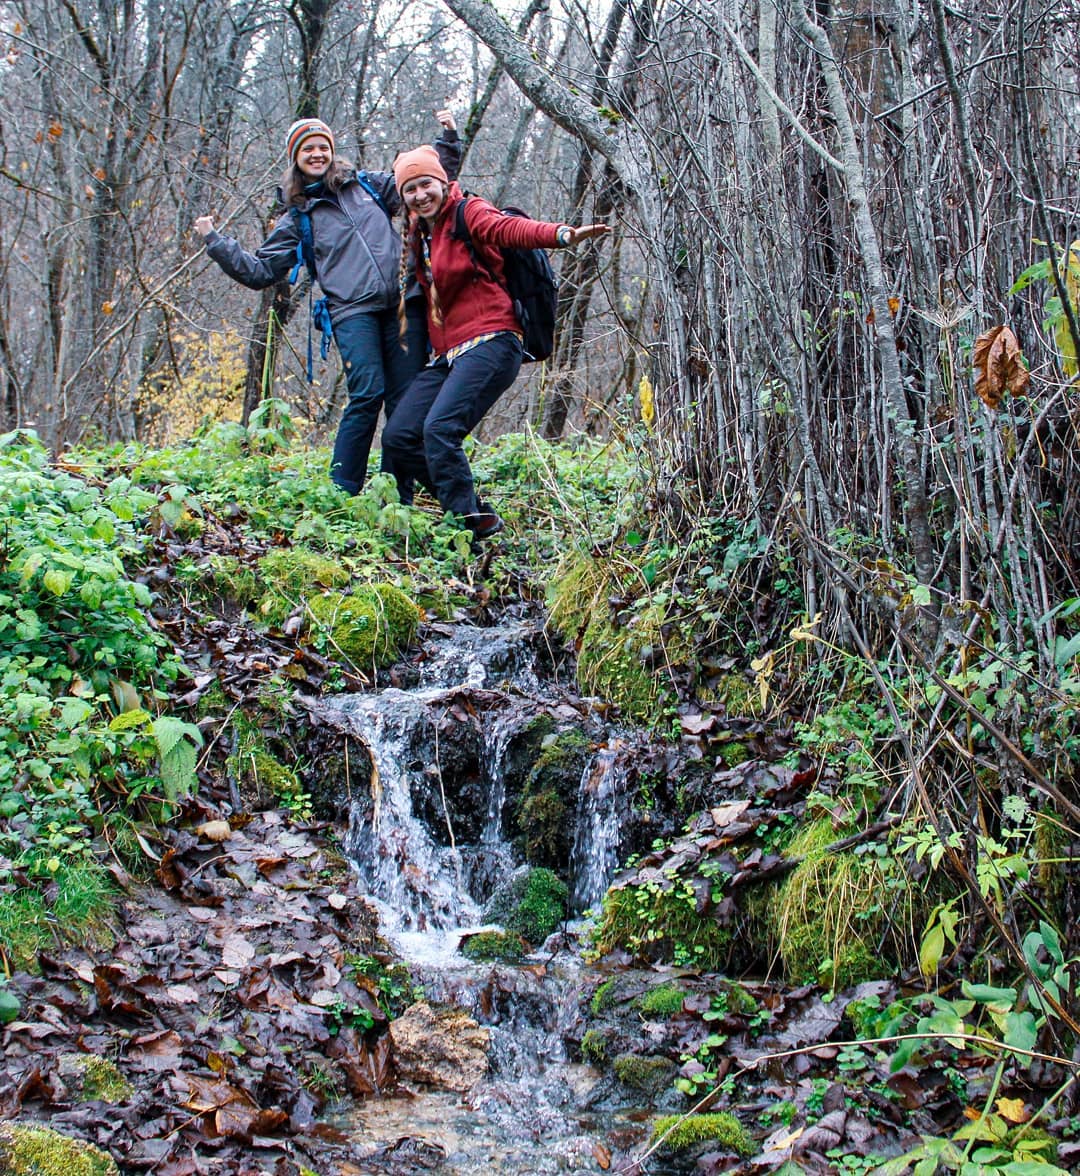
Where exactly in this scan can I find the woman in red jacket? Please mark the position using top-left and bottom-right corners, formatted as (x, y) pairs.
(381, 146), (609, 539)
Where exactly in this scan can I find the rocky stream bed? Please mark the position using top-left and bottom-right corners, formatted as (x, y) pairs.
(3, 610), (1077, 1176)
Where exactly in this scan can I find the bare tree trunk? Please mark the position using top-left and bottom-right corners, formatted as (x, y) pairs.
(540, 0), (632, 439)
(459, 0), (548, 169)
(789, 0), (935, 588)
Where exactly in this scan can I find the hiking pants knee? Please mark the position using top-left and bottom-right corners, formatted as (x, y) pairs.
(329, 307), (421, 495)
(381, 333), (523, 518)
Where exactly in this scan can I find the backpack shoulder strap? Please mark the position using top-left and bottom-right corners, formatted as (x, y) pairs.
(356, 170), (391, 220)
(288, 206), (317, 285)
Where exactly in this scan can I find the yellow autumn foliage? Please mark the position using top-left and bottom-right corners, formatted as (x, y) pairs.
(138, 329), (246, 443)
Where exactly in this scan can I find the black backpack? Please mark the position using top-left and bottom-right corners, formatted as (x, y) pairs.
(451, 197), (559, 362)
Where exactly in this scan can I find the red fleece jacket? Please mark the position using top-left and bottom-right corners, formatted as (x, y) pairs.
(411, 183), (562, 355)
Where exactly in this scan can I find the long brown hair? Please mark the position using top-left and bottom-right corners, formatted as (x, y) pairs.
(282, 157), (354, 207)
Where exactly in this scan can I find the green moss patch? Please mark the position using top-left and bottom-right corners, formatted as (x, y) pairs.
(256, 547), (349, 623)
(590, 977), (618, 1015)
(548, 556), (680, 724)
(613, 1052), (677, 1093)
(308, 583), (419, 669)
(0, 861), (116, 972)
(580, 1027), (610, 1064)
(513, 730), (591, 869)
(58, 1054), (133, 1103)
(483, 867), (568, 944)
(459, 930), (525, 962)
(636, 981), (685, 1017)
(593, 876), (730, 970)
(767, 817), (899, 989)
(649, 1111), (754, 1156)
(0, 1122), (119, 1176)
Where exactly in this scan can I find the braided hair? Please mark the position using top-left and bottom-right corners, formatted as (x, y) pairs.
(397, 200), (446, 345)
(397, 213), (415, 346)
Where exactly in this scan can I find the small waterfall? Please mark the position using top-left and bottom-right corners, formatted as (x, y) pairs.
(340, 686), (483, 933)
(571, 741), (628, 912)
(308, 622), (666, 1173)
(305, 621), (634, 937)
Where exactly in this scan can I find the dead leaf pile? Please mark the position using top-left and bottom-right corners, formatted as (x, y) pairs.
(1, 808), (418, 1174)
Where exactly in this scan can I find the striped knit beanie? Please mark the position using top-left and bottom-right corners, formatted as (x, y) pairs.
(285, 118), (335, 165)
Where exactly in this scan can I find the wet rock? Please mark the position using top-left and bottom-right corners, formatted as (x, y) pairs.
(389, 1001), (490, 1092)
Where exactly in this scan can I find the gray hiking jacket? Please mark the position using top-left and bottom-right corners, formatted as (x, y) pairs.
(203, 131), (461, 324)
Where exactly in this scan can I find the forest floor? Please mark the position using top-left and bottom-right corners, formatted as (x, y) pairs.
(4, 433), (1080, 1176)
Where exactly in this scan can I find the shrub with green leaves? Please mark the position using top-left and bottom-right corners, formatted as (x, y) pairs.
(0, 430), (197, 871)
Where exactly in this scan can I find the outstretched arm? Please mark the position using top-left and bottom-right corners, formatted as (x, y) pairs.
(464, 197), (611, 251)
(193, 213), (299, 289)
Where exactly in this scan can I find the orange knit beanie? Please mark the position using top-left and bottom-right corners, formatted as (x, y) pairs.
(393, 145), (448, 193)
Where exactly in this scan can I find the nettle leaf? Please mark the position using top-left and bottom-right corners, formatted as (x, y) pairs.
(109, 708), (152, 732)
(59, 697), (95, 728)
(1003, 1011), (1038, 1053)
(90, 516), (116, 543)
(153, 716), (203, 802)
(14, 609), (41, 641)
(42, 568), (74, 596)
(19, 551), (45, 582)
(919, 923), (946, 977)
(0, 988), (20, 1024)
(80, 581), (104, 609)
(962, 982), (1017, 1010)
(158, 498), (185, 528)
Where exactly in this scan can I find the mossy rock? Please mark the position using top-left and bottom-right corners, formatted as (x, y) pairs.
(767, 817), (899, 989)
(58, 1053), (133, 1103)
(308, 583), (420, 669)
(459, 930), (525, 963)
(549, 556), (680, 724)
(698, 672), (758, 717)
(649, 1112), (754, 1156)
(257, 547), (350, 625)
(513, 729), (592, 869)
(0, 1122), (119, 1176)
(205, 553), (261, 606)
(246, 748), (301, 802)
(580, 1027), (611, 1064)
(613, 1052), (678, 1094)
(482, 867), (568, 944)
(717, 738), (751, 767)
(593, 877), (731, 970)
(636, 981), (685, 1017)
(590, 976), (619, 1016)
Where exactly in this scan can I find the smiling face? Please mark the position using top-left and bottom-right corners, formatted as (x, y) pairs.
(402, 175), (447, 223)
(295, 135), (332, 179)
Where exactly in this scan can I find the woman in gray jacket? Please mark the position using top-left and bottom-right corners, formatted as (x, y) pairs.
(194, 111), (461, 495)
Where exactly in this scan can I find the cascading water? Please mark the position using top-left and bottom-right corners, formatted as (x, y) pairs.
(571, 740), (630, 912)
(336, 685), (485, 932)
(303, 620), (663, 1173)
(308, 621), (633, 935)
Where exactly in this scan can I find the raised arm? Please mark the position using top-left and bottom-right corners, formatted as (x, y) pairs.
(371, 109), (462, 216)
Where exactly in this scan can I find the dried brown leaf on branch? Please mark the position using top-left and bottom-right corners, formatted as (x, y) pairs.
(972, 325), (1031, 409)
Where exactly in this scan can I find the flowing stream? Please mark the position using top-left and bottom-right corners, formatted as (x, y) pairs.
(306, 619), (667, 1173)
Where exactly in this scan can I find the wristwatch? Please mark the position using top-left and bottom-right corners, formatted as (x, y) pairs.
(556, 225), (573, 247)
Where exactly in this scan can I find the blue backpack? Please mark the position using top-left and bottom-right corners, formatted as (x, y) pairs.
(288, 171), (390, 380)
(451, 197), (559, 363)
